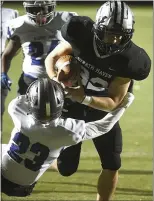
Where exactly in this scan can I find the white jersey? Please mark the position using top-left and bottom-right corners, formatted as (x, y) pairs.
(1, 8), (19, 53)
(7, 11), (77, 78)
(1, 93), (134, 186)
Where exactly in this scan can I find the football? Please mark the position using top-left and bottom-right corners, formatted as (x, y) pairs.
(55, 55), (80, 87)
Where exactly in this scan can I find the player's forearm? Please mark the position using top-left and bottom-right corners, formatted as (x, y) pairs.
(82, 93), (135, 140)
(1, 54), (12, 73)
(85, 96), (123, 112)
(45, 41), (73, 79)
(45, 55), (58, 79)
(2, 38), (21, 73)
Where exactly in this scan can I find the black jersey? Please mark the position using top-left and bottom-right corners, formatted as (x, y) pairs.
(61, 16), (151, 121)
(62, 16), (151, 82)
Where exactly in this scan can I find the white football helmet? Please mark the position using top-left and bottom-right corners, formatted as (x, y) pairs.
(93, 0), (135, 58)
(23, 0), (56, 26)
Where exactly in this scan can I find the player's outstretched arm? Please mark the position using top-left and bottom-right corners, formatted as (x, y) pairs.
(65, 76), (132, 112)
(82, 92), (134, 141)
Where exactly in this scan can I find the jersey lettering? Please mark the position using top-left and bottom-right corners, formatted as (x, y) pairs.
(80, 66), (108, 91)
(8, 132), (50, 172)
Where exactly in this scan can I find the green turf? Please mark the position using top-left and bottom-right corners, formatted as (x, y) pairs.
(2, 3), (153, 201)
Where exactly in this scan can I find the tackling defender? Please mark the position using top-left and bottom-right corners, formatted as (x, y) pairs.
(45, 1), (151, 200)
(1, 2), (19, 116)
(1, 78), (134, 197)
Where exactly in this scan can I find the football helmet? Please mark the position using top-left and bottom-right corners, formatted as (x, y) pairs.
(23, 1), (56, 26)
(93, 0), (135, 58)
(26, 78), (64, 123)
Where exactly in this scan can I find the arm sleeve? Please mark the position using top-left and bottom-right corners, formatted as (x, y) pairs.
(83, 92), (135, 140)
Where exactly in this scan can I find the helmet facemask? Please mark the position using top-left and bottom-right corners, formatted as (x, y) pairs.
(23, 1), (56, 26)
(93, 22), (133, 57)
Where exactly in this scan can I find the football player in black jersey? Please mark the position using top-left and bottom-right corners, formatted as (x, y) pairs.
(45, 1), (151, 200)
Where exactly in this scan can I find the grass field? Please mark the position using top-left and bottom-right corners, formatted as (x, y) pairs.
(2, 2), (153, 201)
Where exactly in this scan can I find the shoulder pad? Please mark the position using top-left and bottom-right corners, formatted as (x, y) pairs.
(7, 15), (25, 39)
(61, 16), (93, 42)
(127, 48), (151, 80)
(8, 96), (25, 115)
(119, 42), (151, 80)
(7, 8), (19, 18)
(55, 11), (78, 23)
(8, 95), (29, 127)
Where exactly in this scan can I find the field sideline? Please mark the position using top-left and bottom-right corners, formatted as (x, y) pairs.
(2, 2), (153, 201)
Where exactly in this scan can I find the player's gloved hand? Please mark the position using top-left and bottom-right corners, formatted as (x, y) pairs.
(1, 73), (12, 90)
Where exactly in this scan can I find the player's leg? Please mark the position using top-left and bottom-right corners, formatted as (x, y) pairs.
(56, 143), (82, 176)
(1, 144), (36, 196)
(92, 122), (122, 201)
(1, 174), (36, 197)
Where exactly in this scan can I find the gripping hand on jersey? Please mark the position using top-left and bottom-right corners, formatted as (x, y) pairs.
(1, 73), (12, 90)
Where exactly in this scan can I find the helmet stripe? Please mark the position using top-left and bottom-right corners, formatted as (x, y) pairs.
(116, 1), (122, 24)
(121, 1), (124, 25)
(114, 1), (118, 24)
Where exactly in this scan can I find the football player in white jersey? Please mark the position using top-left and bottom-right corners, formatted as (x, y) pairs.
(1, 78), (134, 197)
(1, 2), (19, 116)
(1, 0), (77, 114)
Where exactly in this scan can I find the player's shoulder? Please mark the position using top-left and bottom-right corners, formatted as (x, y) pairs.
(7, 15), (26, 29)
(2, 8), (19, 18)
(7, 15), (28, 38)
(8, 95), (28, 117)
(55, 11), (78, 22)
(118, 41), (151, 80)
(61, 15), (94, 42)
(7, 8), (19, 17)
(64, 15), (94, 31)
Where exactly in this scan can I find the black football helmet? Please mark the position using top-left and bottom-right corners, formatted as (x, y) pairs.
(93, 0), (135, 58)
(23, 0), (56, 26)
(26, 78), (64, 123)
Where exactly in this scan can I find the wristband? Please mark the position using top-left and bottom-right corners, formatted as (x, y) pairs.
(81, 96), (92, 106)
